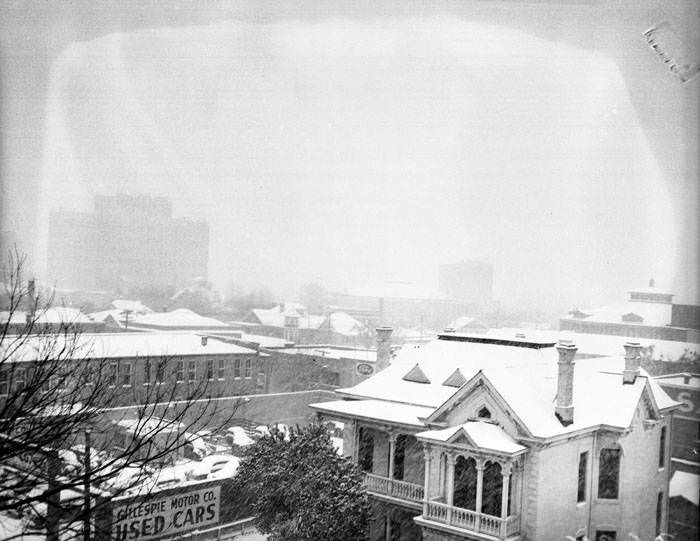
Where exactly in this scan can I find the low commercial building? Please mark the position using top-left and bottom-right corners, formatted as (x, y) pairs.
(313, 331), (678, 541)
(0, 332), (268, 407)
(560, 282), (700, 343)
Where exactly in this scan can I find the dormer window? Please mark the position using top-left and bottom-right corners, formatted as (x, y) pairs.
(477, 407), (491, 419)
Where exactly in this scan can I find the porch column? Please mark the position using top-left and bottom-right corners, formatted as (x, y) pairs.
(351, 420), (359, 463)
(475, 458), (484, 530)
(388, 432), (397, 480)
(446, 452), (456, 524)
(500, 463), (512, 537)
(422, 444), (433, 516)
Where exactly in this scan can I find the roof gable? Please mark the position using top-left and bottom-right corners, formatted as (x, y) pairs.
(621, 312), (644, 323)
(443, 368), (467, 388)
(403, 363), (431, 384)
(426, 370), (532, 437)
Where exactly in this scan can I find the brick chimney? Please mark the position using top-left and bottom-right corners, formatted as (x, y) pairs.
(555, 339), (577, 426)
(201, 335), (208, 347)
(376, 326), (393, 372)
(623, 341), (642, 384)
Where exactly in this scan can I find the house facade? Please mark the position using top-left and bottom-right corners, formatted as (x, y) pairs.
(312, 330), (678, 541)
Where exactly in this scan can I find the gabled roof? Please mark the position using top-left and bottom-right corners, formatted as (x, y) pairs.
(417, 421), (527, 455)
(333, 335), (680, 439)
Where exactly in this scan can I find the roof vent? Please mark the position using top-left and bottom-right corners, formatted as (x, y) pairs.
(403, 363), (431, 384)
(515, 333), (526, 339)
(443, 368), (467, 388)
(201, 336), (208, 346)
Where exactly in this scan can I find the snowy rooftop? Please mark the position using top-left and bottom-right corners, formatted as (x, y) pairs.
(1, 307), (96, 325)
(250, 305), (364, 335)
(311, 399), (432, 427)
(2, 332), (258, 363)
(279, 346), (377, 362)
(417, 421), (527, 455)
(669, 470), (699, 506)
(486, 328), (699, 361)
(562, 299), (674, 327)
(317, 334), (679, 439)
(127, 309), (231, 329)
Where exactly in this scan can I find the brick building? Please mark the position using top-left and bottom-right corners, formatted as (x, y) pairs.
(0, 332), (267, 408)
(312, 331), (678, 541)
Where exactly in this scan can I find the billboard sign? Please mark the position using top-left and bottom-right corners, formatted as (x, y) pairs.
(112, 485), (220, 541)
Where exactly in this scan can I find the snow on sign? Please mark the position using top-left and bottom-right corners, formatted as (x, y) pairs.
(356, 362), (374, 376)
(112, 486), (220, 541)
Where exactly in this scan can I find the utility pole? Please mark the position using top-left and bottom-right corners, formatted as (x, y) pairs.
(83, 429), (92, 541)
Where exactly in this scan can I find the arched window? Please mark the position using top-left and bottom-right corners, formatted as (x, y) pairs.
(477, 406), (492, 419)
(453, 456), (477, 510)
(482, 461), (503, 516)
(598, 447), (621, 499)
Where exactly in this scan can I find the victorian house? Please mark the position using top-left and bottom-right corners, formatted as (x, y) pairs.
(311, 329), (679, 541)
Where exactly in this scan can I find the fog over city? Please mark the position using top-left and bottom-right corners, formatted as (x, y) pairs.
(1, 0), (698, 312)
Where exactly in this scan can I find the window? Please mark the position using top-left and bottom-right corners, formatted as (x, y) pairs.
(234, 359), (241, 379)
(598, 448), (621, 499)
(107, 362), (118, 387)
(121, 362), (132, 386)
(393, 434), (407, 480)
(244, 359), (252, 379)
(144, 360), (151, 385)
(155, 361), (164, 384)
(256, 371), (266, 390)
(658, 426), (666, 468)
(595, 531), (616, 541)
(206, 360), (214, 380)
(187, 360), (196, 383)
(477, 406), (492, 419)
(217, 359), (225, 380)
(0, 370), (8, 396)
(577, 451), (588, 503)
(176, 361), (184, 383)
(655, 492), (663, 535)
(14, 368), (25, 390)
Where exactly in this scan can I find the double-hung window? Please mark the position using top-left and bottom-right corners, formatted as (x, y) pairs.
(121, 362), (132, 386)
(176, 361), (184, 383)
(187, 360), (196, 383)
(217, 359), (225, 380)
(108, 362), (118, 387)
(577, 451), (588, 503)
(244, 359), (252, 379)
(234, 359), (241, 379)
(206, 360), (214, 381)
(598, 448), (621, 499)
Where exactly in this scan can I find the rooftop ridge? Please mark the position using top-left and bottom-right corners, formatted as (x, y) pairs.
(437, 333), (556, 349)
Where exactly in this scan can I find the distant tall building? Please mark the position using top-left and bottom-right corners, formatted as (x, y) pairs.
(47, 194), (208, 292)
(439, 260), (493, 304)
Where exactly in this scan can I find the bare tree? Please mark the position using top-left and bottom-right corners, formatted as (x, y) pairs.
(0, 248), (240, 541)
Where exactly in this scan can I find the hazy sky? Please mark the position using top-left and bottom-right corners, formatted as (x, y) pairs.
(1, 1), (698, 311)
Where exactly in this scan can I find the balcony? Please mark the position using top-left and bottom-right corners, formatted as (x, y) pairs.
(421, 500), (520, 540)
(364, 472), (424, 508)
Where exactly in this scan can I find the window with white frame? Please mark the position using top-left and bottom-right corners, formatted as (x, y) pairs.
(143, 360), (151, 385)
(108, 362), (118, 387)
(121, 362), (132, 386)
(244, 359), (252, 379)
(206, 359), (214, 380)
(234, 359), (241, 379)
(187, 360), (196, 383)
(176, 361), (184, 383)
(217, 359), (225, 380)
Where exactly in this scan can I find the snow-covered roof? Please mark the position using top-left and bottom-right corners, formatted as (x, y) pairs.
(562, 301), (673, 327)
(250, 305), (364, 335)
(111, 299), (152, 314)
(487, 328), (699, 362)
(654, 373), (700, 387)
(448, 317), (489, 331)
(310, 399), (433, 427)
(1, 307), (96, 325)
(2, 332), (258, 363)
(127, 308), (230, 329)
(323, 334), (679, 439)
(279, 346), (377, 363)
(669, 470), (699, 506)
(417, 421), (527, 455)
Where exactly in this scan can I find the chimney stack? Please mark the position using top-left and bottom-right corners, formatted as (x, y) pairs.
(375, 326), (393, 372)
(555, 339), (577, 426)
(201, 335), (208, 347)
(623, 341), (642, 384)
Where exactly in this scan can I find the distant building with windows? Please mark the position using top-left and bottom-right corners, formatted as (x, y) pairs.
(560, 281), (700, 343)
(47, 194), (208, 292)
(312, 331), (678, 541)
(0, 332), (267, 407)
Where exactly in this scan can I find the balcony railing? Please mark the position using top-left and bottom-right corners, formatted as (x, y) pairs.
(424, 500), (520, 539)
(364, 472), (424, 505)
